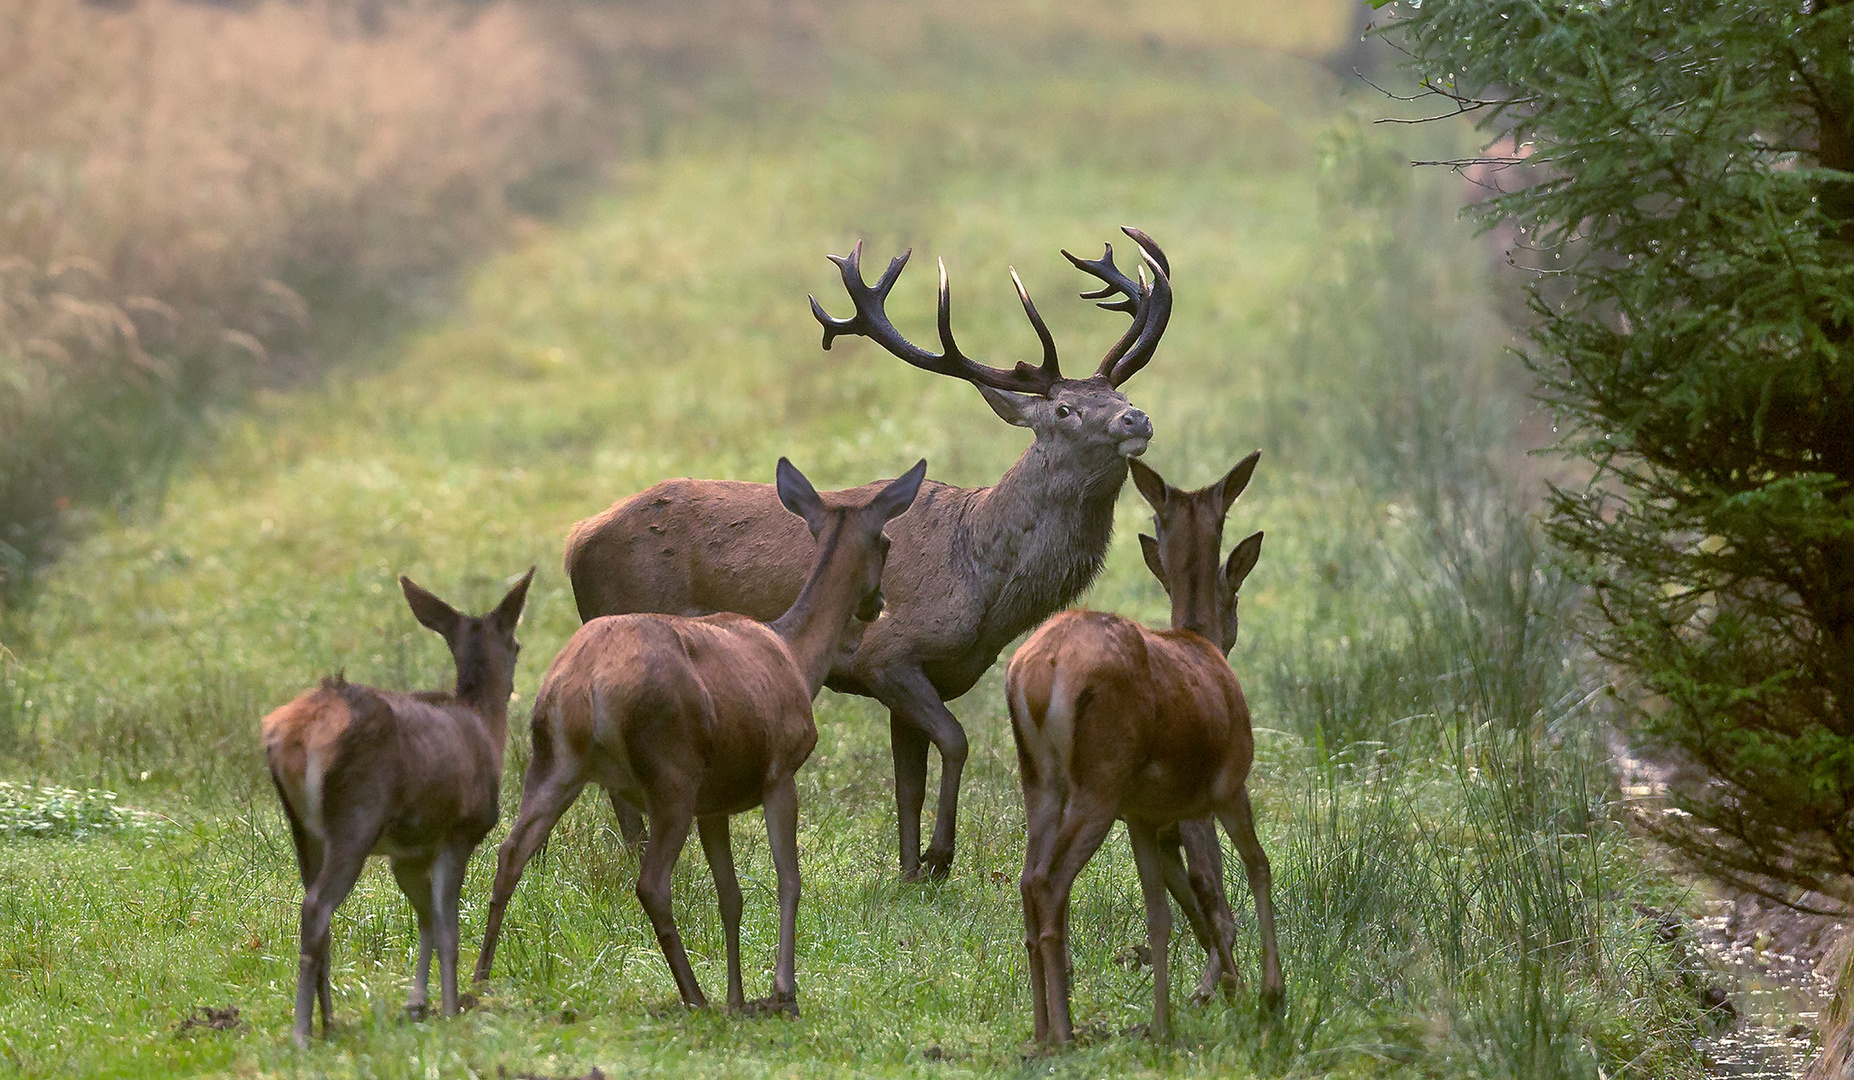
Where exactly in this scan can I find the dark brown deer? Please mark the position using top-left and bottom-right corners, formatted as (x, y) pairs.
(565, 228), (1171, 882)
(475, 459), (925, 1013)
(1007, 451), (1283, 1045)
(261, 568), (535, 1048)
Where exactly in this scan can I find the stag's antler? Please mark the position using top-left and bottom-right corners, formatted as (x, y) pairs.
(1062, 226), (1172, 388)
(809, 243), (1063, 397)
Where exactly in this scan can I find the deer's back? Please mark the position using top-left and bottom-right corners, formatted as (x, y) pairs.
(1007, 610), (1254, 820)
(261, 679), (501, 851)
(536, 612), (818, 814)
(565, 476), (987, 689)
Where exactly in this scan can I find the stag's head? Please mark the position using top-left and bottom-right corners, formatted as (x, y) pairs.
(810, 228), (1170, 484)
(1131, 452), (1263, 656)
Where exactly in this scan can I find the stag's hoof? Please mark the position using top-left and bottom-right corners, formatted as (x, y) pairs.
(1260, 985), (1286, 1016)
(741, 993), (799, 1019)
(919, 848), (954, 882)
(405, 1001), (428, 1022)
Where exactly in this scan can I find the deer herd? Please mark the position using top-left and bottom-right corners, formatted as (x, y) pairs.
(260, 227), (1283, 1050)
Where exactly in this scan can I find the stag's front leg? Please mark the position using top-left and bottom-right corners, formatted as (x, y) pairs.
(878, 668), (968, 881)
(696, 813), (746, 1011)
(1161, 819), (1241, 1003)
(1127, 821), (1174, 1040)
(760, 775), (802, 1016)
(433, 843), (470, 1017)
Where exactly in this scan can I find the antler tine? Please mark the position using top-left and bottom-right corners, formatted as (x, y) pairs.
(1059, 227), (1174, 387)
(809, 241), (1061, 396)
(1106, 252), (1171, 387)
(1009, 267), (1061, 381)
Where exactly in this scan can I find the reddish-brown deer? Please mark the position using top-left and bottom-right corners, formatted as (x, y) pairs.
(262, 567), (534, 1048)
(475, 458), (925, 1013)
(565, 229), (1171, 883)
(1007, 451), (1283, 1045)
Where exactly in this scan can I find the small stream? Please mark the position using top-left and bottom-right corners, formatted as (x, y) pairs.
(1690, 900), (1828, 1078)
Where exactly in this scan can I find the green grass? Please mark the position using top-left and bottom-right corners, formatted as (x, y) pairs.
(0, 7), (1709, 1077)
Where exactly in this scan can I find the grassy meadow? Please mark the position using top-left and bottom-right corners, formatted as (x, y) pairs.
(0, 3), (1713, 1077)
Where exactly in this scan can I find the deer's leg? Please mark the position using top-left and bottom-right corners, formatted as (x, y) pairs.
(695, 812), (745, 1011)
(1019, 783), (1062, 1044)
(294, 834), (372, 1048)
(761, 774), (801, 1015)
(636, 797), (706, 1009)
(475, 760), (586, 983)
(270, 772), (334, 1030)
(876, 668), (967, 881)
(1164, 819), (1241, 1003)
(1033, 793), (1118, 1045)
(1218, 787), (1283, 1011)
(389, 854), (438, 1018)
(608, 790), (647, 850)
(433, 842), (469, 1017)
(1127, 820), (1175, 1040)
(886, 711), (930, 880)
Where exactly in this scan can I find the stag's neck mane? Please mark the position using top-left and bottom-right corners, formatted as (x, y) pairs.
(963, 439), (1128, 644)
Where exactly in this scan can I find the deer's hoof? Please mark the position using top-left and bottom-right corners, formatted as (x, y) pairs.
(405, 1002), (428, 1022)
(741, 995), (799, 1019)
(919, 849), (954, 882)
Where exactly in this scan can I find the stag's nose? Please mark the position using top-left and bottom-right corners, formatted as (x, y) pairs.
(1112, 408), (1153, 440)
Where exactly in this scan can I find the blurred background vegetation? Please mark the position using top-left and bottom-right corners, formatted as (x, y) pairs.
(0, 1), (1766, 1077)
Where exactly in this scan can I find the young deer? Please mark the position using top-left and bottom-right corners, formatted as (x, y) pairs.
(262, 568), (535, 1048)
(475, 458), (926, 1014)
(1006, 450), (1283, 1045)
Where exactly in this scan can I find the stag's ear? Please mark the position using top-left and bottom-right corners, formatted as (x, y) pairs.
(490, 566), (535, 631)
(1214, 451), (1262, 518)
(1139, 533), (1169, 592)
(1225, 531), (1264, 593)
(975, 384), (1036, 428)
(1129, 458), (1169, 514)
(873, 459), (928, 522)
(775, 457), (829, 534)
(400, 575), (462, 640)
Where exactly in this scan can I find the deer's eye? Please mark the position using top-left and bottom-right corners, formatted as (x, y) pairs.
(1055, 404), (1072, 419)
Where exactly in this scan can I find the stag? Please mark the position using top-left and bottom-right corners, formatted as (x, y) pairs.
(565, 228), (1171, 882)
(476, 459), (925, 1013)
(1007, 451), (1283, 1044)
(261, 568), (535, 1048)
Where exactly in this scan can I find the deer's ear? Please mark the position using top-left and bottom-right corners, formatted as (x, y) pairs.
(1215, 450), (1261, 517)
(776, 457), (828, 533)
(1225, 531), (1263, 593)
(491, 566), (535, 631)
(975, 384), (1036, 428)
(874, 459), (928, 522)
(1139, 533), (1169, 592)
(400, 575), (462, 640)
(1129, 458), (1169, 513)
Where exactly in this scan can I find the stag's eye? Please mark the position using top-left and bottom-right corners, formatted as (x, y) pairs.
(1054, 404), (1072, 419)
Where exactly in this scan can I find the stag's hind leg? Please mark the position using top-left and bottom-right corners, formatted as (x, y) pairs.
(270, 771), (334, 1031)
(389, 855), (438, 1018)
(636, 795), (706, 1008)
(293, 832), (372, 1047)
(696, 812), (746, 1011)
(1160, 819), (1241, 1003)
(1218, 787), (1283, 1011)
(1019, 784), (1063, 1044)
(1127, 820), (1176, 1039)
(1030, 791), (1119, 1044)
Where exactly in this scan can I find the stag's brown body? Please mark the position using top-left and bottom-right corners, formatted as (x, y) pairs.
(262, 569), (533, 1048)
(567, 229), (1171, 882)
(1008, 453), (1282, 1045)
(477, 459), (925, 1013)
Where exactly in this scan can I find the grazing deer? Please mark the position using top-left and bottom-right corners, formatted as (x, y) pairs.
(1007, 450), (1283, 1045)
(475, 459), (925, 1013)
(565, 228), (1171, 883)
(261, 568), (535, 1048)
